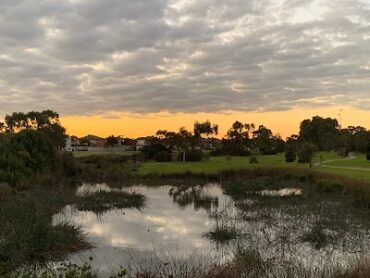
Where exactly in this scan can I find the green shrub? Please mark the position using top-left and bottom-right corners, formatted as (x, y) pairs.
(249, 156), (258, 164)
(141, 143), (171, 160)
(0, 130), (59, 186)
(297, 143), (315, 163)
(285, 149), (296, 163)
(179, 150), (203, 162)
(154, 151), (172, 162)
(60, 152), (79, 176)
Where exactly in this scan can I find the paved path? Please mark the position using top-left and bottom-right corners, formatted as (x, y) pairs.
(312, 154), (370, 172)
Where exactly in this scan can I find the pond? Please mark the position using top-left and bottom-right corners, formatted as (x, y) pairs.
(53, 182), (370, 276)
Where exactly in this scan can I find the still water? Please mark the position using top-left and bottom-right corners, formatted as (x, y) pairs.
(53, 183), (369, 275)
(54, 183), (231, 273)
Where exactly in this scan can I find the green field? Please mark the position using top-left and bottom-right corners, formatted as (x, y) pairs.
(72, 150), (370, 181)
(138, 152), (370, 182)
(324, 155), (370, 168)
(138, 155), (288, 175)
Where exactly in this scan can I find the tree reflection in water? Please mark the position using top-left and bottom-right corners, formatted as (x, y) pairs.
(169, 185), (219, 212)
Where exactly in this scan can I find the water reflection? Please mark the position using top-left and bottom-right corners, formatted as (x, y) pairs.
(169, 185), (219, 212)
(54, 184), (231, 273)
(53, 183), (370, 275)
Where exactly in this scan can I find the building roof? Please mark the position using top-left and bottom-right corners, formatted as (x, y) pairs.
(80, 134), (105, 141)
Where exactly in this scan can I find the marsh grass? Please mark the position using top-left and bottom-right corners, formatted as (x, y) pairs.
(301, 222), (337, 249)
(8, 255), (370, 278)
(204, 224), (239, 243)
(75, 190), (146, 214)
(0, 182), (11, 200)
(77, 155), (139, 184)
(0, 186), (90, 275)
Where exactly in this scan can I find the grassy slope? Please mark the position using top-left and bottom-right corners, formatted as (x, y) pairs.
(139, 152), (370, 182)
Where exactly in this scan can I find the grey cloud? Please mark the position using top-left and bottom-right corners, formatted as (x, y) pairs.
(0, 0), (369, 116)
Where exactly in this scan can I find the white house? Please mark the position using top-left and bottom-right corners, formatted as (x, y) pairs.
(136, 137), (151, 151)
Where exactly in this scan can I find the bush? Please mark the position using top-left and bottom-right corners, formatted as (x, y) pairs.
(60, 152), (78, 176)
(132, 153), (146, 162)
(179, 150), (203, 162)
(249, 156), (258, 164)
(0, 130), (59, 186)
(141, 143), (171, 160)
(297, 143), (315, 163)
(210, 148), (223, 156)
(154, 151), (172, 162)
(366, 140), (370, 161)
(285, 149), (296, 163)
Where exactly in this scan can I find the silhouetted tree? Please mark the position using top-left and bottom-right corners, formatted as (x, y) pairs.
(106, 135), (118, 148)
(193, 120), (218, 143)
(299, 116), (339, 151)
(3, 110), (66, 149)
(223, 121), (255, 155)
(252, 125), (284, 154)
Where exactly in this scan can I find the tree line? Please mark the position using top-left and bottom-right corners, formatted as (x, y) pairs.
(1, 110), (369, 172)
(144, 117), (370, 163)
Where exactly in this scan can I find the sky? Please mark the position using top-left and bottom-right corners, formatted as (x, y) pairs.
(1, 0), (370, 138)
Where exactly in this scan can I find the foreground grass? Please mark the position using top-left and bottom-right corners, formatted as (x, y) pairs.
(0, 184), (90, 275)
(10, 254), (370, 278)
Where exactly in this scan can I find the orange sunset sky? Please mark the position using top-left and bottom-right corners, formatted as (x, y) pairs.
(1, 0), (370, 136)
(61, 106), (370, 140)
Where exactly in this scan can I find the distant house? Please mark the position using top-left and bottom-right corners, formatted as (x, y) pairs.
(64, 136), (88, 152)
(136, 137), (152, 151)
(201, 138), (221, 150)
(80, 134), (106, 148)
(121, 138), (136, 151)
(64, 137), (73, 151)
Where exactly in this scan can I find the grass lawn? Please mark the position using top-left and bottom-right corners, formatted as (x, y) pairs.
(73, 150), (139, 158)
(311, 151), (342, 163)
(139, 155), (302, 175)
(324, 154), (370, 168)
(138, 152), (370, 182)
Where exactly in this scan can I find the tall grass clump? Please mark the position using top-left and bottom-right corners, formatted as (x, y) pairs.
(77, 155), (138, 184)
(76, 190), (146, 214)
(0, 201), (90, 275)
(0, 185), (90, 275)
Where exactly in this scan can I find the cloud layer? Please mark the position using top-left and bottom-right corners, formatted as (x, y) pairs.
(1, 0), (370, 116)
